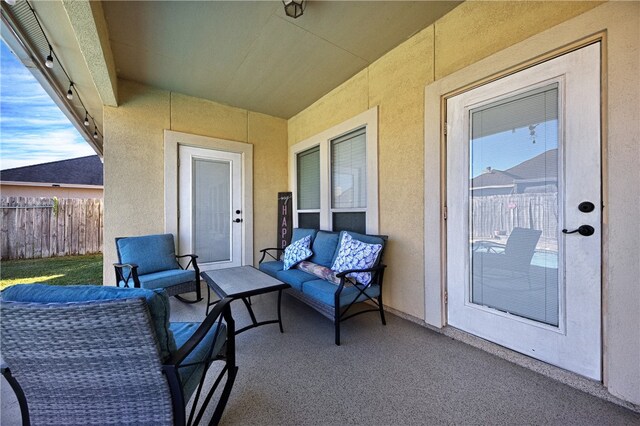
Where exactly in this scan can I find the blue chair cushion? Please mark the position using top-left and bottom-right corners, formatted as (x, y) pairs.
(291, 228), (318, 244)
(170, 321), (227, 401)
(117, 234), (180, 275)
(119, 269), (195, 291)
(301, 279), (381, 307)
(309, 231), (340, 268)
(1, 284), (176, 360)
(275, 269), (318, 291)
(259, 260), (284, 277)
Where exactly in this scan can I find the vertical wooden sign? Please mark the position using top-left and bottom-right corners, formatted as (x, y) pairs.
(278, 192), (293, 249)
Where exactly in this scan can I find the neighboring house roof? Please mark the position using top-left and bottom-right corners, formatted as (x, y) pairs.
(0, 155), (103, 186)
(471, 149), (558, 189)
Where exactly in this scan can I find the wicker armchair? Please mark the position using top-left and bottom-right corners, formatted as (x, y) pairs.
(0, 284), (237, 425)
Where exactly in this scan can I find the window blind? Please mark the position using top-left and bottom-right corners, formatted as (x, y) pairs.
(472, 84), (558, 140)
(297, 146), (320, 210)
(331, 128), (366, 209)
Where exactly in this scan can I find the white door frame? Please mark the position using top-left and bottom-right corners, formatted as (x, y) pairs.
(164, 130), (253, 266)
(423, 34), (606, 330)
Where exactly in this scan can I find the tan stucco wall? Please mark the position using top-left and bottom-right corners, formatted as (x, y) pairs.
(103, 80), (288, 281)
(288, 0), (601, 320)
(0, 185), (103, 199)
(288, 0), (640, 406)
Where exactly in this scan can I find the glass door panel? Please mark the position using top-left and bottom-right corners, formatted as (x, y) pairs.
(469, 84), (560, 326)
(193, 158), (231, 263)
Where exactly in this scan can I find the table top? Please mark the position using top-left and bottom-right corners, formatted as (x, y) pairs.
(201, 266), (289, 299)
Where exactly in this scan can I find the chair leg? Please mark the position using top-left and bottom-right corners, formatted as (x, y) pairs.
(334, 308), (341, 346)
(378, 294), (386, 326)
(174, 281), (203, 304)
(1, 367), (29, 426)
(211, 366), (238, 426)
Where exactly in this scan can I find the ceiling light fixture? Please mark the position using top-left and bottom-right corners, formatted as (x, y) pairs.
(4, 0), (17, 6)
(93, 130), (98, 139)
(44, 45), (54, 68)
(66, 83), (74, 100)
(84, 111), (90, 126)
(283, 0), (305, 19)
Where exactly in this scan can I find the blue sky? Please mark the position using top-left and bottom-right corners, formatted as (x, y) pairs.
(1, 41), (94, 170)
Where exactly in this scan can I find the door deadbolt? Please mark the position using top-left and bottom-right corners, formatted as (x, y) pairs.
(578, 202), (595, 213)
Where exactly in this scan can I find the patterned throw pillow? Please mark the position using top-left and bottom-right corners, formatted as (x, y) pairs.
(283, 235), (313, 270)
(331, 233), (383, 286)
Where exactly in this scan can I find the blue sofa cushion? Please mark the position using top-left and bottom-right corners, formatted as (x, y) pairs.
(331, 233), (383, 286)
(1, 284), (176, 360)
(309, 231), (340, 267)
(119, 269), (195, 291)
(259, 260), (284, 277)
(117, 234), (180, 275)
(275, 269), (318, 291)
(292, 228), (318, 244)
(301, 279), (381, 307)
(283, 235), (313, 270)
(170, 321), (227, 401)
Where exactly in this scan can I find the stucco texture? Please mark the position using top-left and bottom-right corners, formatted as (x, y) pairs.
(104, 80), (287, 280)
(434, 1), (603, 79)
(103, 81), (169, 280)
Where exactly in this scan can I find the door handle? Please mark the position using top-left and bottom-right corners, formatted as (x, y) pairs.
(562, 225), (594, 236)
(233, 218), (243, 223)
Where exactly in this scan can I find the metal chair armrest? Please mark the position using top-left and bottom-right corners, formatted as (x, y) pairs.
(259, 248), (285, 263)
(176, 254), (198, 259)
(166, 297), (234, 367)
(113, 262), (138, 269)
(113, 263), (140, 288)
(335, 263), (387, 278)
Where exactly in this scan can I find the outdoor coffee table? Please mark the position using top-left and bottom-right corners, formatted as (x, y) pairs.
(201, 266), (290, 335)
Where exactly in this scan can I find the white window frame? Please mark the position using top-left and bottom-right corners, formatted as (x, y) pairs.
(289, 107), (379, 234)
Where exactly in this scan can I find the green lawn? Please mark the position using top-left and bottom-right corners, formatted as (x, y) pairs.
(0, 254), (103, 291)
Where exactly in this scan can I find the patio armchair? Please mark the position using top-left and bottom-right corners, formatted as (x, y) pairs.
(472, 227), (542, 288)
(0, 284), (237, 426)
(114, 233), (202, 303)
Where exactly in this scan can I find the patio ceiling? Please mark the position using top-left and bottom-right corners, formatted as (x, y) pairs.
(2, 1), (461, 148)
(101, 1), (460, 119)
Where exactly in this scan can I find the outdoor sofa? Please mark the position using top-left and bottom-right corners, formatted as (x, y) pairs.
(259, 228), (387, 345)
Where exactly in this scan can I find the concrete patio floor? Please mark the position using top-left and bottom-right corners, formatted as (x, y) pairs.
(2, 284), (639, 425)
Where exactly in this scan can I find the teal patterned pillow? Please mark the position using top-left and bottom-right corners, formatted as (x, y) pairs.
(283, 235), (313, 270)
(331, 233), (382, 286)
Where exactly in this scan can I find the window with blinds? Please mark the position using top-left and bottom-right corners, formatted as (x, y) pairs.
(296, 146), (320, 229)
(290, 107), (378, 235)
(331, 128), (366, 233)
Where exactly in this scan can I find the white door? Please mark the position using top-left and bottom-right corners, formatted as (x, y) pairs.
(179, 145), (243, 271)
(446, 44), (601, 379)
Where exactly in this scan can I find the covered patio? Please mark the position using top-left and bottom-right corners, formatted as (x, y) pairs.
(2, 290), (639, 424)
(1, 0), (639, 423)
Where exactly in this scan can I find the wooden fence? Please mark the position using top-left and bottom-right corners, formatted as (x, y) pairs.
(1, 197), (103, 260)
(471, 193), (558, 239)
